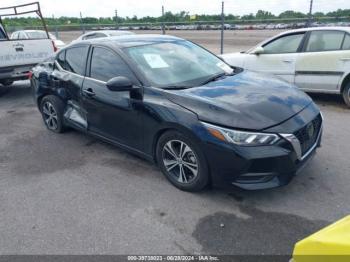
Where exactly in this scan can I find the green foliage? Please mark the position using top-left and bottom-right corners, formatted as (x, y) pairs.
(256, 10), (275, 19)
(279, 10), (307, 18)
(2, 9), (349, 27)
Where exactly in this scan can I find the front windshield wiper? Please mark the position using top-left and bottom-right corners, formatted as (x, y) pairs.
(162, 86), (192, 90)
(200, 72), (228, 86)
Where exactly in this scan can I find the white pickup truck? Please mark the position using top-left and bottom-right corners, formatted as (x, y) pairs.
(0, 2), (55, 87)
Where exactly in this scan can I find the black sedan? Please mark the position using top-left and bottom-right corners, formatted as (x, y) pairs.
(31, 35), (323, 191)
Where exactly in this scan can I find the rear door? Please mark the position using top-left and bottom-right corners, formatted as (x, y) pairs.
(244, 32), (306, 83)
(295, 30), (348, 92)
(52, 46), (90, 128)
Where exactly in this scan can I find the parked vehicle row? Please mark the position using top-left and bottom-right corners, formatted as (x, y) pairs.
(90, 21), (350, 31)
(31, 34), (323, 192)
(221, 27), (350, 106)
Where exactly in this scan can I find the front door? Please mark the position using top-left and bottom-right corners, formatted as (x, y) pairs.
(244, 32), (306, 84)
(81, 46), (144, 150)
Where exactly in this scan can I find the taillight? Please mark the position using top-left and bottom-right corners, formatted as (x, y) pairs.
(28, 71), (33, 79)
(51, 40), (58, 52)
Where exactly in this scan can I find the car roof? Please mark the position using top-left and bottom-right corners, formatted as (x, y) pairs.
(71, 34), (182, 48)
(21, 30), (45, 33)
(81, 30), (134, 36)
(278, 26), (350, 35)
(98, 30), (133, 34)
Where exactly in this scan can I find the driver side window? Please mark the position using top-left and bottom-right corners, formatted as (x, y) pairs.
(263, 33), (305, 54)
(90, 47), (137, 83)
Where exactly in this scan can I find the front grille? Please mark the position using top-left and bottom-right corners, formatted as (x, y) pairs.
(294, 114), (322, 156)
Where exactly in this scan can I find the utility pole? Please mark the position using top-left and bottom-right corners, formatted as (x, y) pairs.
(161, 5), (165, 35)
(80, 11), (85, 34)
(307, 0), (314, 27)
(115, 9), (118, 29)
(220, 1), (224, 54)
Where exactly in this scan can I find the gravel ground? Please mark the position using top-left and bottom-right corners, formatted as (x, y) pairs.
(0, 30), (349, 256)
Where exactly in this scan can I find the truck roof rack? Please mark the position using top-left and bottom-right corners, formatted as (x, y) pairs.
(0, 2), (49, 39)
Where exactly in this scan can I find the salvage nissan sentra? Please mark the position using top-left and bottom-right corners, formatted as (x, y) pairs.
(31, 35), (323, 191)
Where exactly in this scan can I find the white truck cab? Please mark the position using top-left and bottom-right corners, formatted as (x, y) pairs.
(221, 27), (350, 107)
(0, 3), (55, 87)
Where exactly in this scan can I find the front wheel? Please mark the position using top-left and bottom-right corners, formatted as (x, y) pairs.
(342, 82), (350, 108)
(156, 131), (209, 192)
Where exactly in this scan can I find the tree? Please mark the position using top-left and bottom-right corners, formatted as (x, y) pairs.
(313, 12), (325, 17)
(255, 10), (275, 19)
(327, 9), (350, 17)
(241, 13), (255, 20)
(279, 10), (307, 18)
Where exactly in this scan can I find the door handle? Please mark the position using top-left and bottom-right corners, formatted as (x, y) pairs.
(340, 58), (350, 61)
(282, 59), (294, 63)
(83, 88), (96, 97)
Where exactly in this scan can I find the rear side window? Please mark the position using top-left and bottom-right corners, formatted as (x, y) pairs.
(342, 34), (350, 50)
(65, 46), (89, 75)
(306, 31), (345, 52)
(90, 47), (136, 82)
(1, 30), (7, 39)
(263, 33), (304, 54)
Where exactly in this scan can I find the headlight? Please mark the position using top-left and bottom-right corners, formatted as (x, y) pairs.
(202, 122), (280, 146)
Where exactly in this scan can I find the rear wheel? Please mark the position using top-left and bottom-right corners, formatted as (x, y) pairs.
(342, 81), (350, 108)
(40, 95), (66, 133)
(156, 131), (209, 192)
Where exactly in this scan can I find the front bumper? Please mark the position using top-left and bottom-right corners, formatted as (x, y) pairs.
(202, 105), (322, 190)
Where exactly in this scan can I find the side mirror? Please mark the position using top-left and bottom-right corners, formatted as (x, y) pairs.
(252, 46), (265, 55)
(106, 76), (133, 92)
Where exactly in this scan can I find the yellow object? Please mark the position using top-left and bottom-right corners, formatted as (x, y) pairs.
(190, 15), (197, 20)
(293, 215), (350, 262)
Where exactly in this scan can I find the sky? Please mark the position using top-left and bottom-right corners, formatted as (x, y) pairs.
(0, 0), (349, 18)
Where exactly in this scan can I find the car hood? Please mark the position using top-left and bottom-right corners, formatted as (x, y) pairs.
(164, 71), (313, 130)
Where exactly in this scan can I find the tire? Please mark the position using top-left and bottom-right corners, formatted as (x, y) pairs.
(342, 81), (350, 108)
(40, 95), (66, 133)
(0, 80), (14, 87)
(156, 130), (209, 192)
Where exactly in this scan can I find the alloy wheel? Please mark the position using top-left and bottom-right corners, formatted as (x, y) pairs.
(42, 101), (58, 130)
(162, 140), (199, 184)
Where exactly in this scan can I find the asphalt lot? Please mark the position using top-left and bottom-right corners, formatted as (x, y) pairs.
(0, 30), (350, 256)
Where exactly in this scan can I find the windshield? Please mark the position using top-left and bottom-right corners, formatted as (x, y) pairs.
(26, 31), (47, 39)
(124, 40), (233, 88)
(49, 33), (57, 40)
